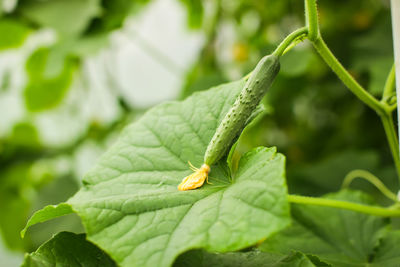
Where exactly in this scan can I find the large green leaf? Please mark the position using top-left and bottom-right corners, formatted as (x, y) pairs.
(173, 249), (318, 267)
(260, 190), (395, 267)
(24, 79), (290, 266)
(21, 232), (116, 267)
(18, 0), (101, 37)
(69, 147), (289, 266)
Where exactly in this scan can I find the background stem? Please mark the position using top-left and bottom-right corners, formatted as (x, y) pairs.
(311, 37), (386, 115)
(391, 0), (400, 186)
(381, 113), (400, 180)
(288, 194), (400, 217)
(311, 36), (400, 182)
(342, 169), (398, 202)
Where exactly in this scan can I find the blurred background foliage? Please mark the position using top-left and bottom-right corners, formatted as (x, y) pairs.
(0, 0), (395, 264)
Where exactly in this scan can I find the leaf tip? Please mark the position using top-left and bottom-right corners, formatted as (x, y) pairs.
(21, 203), (74, 239)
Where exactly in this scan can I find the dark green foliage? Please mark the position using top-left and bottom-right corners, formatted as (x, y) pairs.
(21, 232), (116, 267)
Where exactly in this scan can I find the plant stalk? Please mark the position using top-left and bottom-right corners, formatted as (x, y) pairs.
(391, 0), (400, 185)
(304, 0), (319, 41)
(244, 27), (308, 80)
(380, 112), (400, 180)
(311, 37), (386, 115)
(273, 27), (308, 57)
(304, 0), (400, 178)
(288, 194), (400, 217)
(243, 27), (308, 81)
(311, 36), (400, 182)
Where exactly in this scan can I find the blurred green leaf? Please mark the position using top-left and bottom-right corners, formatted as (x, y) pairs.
(69, 34), (109, 57)
(365, 58), (393, 95)
(180, 70), (227, 99)
(0, 163), (34, 251)
(21, 232), (116, 267)
(260, 190), (392, 266)
(0, 19), (30, 50)
(179, 59), (227, 99)
(280, 48), (314, 77)
(288, 150), (380, 196)
(24, 47), (76, 112)
(18, 0), (101, 37)
(10, 122), (41, 149)
(0, 70), (11, 92)
(351, 16), (393, 95)
(89, 0), (150, 33)
(179, 0), (203, 29)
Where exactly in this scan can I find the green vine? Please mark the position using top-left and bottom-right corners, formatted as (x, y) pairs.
(273, 27), (308, 57)
(380, 111), (400, 178)
(311, 37), (387, 114)
(304, 1), (400, 181)
(304, 0), (319, 41)
(342, 169), (398, 202)
(288, 195), (400, 217)
(269, 0), (400, 216)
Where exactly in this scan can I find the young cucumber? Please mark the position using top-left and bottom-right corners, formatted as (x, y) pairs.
(178, 54), (280, 191)
(204, 54), (280, 166)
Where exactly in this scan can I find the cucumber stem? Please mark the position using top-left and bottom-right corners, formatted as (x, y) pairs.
(273, 27), (308, 57)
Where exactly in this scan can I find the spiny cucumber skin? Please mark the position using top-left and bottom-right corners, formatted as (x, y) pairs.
(204, 55), (280, 166)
